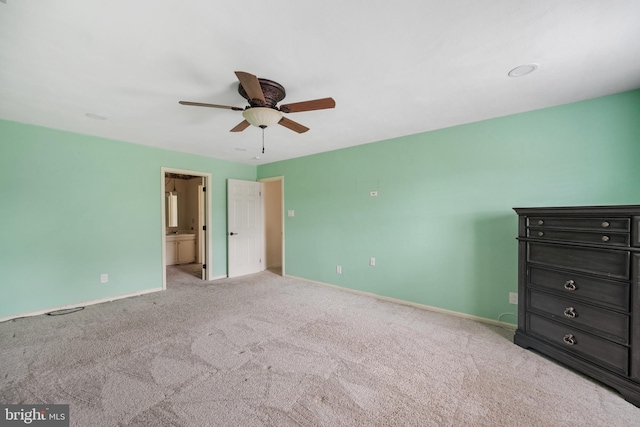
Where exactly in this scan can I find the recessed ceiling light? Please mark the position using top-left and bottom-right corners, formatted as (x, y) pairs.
(86, 113), (107, 120)
(253, 156), (261, 160)
(508, 63), (539, 78)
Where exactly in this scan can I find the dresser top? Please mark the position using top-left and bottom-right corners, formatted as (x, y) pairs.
(514, 205), (640, 215)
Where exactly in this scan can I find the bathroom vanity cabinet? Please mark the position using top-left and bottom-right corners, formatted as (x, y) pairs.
(166, 234), (196, 265)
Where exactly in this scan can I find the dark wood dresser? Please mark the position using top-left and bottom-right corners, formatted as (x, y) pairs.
(513, 205), (640, 407)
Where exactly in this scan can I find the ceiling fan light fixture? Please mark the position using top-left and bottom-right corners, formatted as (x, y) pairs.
(242, 107), (283, 128)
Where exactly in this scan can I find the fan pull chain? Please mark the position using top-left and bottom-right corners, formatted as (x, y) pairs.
(262, 127), (265, 154)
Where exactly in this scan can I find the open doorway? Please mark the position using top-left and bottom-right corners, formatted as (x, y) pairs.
(260, 176), (284, 276)
(161, 167), (212, 288)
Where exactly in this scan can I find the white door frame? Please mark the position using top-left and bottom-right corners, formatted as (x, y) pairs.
(161, 167), (213, 289)
(258, 176), (285, 276)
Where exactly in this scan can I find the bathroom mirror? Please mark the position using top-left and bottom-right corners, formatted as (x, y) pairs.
(166, 192), (178, 227)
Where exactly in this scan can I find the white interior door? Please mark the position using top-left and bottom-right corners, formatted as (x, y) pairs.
(227, 179), (264, 278)
(198, 182), (207, 280)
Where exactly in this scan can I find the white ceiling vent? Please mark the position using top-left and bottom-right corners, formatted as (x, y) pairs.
(508, 64), (539, 78)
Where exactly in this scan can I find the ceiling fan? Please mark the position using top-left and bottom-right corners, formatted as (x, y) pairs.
(179, 71), (336, 134)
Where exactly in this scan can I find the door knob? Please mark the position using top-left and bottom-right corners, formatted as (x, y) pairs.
(230, 232), (238, 236)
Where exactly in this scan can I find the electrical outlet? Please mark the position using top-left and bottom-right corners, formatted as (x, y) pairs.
(370, 257), (376, 266)
(509, 292), (518, 305)
(369, 191), (378, 197)
(101, 273), (109, 284)
(336, 265), (342, 274)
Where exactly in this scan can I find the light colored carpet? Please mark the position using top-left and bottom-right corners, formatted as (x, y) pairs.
(1, 267), (639, 426)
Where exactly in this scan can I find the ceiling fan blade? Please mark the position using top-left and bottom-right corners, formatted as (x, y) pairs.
(234, 71), (266, 104)
(179, 101), (244, 111)
(230, 120), (250, 132)
(278, 117), (309, 134)
(279, 97), (335, 113)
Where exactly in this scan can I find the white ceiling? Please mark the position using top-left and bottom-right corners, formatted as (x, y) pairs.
(1, 1), (639, 165)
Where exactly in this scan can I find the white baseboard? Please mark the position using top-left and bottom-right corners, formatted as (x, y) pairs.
(0, 287), (164, 323)
(285, 274), (517, 330)
(2, 273), (228, 322)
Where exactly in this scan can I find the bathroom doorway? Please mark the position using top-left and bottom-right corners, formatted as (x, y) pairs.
(161, 167), (212, 288)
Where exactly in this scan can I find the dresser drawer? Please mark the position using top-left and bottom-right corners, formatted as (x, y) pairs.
(526, 228), (629, 247)
(528, 290), (629, 343)
(528, 266), (629, 311)
(527, 313), (628, 375)
(528, 242), (629, 279)
(527, 217), (630, 232)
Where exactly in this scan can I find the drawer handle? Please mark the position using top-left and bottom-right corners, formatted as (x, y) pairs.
(564, 307), (577, 318)
(538, 220), (544, 225)
(602, 221), (610, 228)
(563, 334), (576, 346)
(602, 235), (610, 242)
(563, 280), (576, 291)
(538, 231), (544, 237)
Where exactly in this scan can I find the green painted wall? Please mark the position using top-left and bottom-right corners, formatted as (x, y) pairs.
(258, 90), (640, 323)
(0, 120), (255, 319)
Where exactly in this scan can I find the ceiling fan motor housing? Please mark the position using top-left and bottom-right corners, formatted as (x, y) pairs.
(238, 78), (286, 109)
